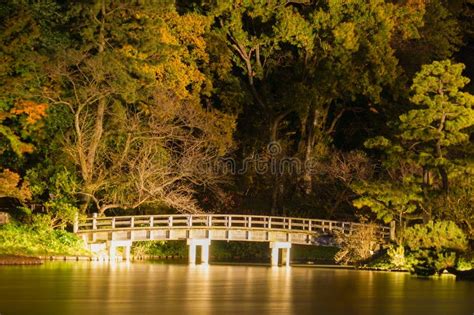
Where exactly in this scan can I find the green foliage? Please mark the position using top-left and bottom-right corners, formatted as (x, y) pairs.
(132, 241), (187, 258)
(397, 0), (463, 74)
(387, 245), (407, 270)
(435, 181), (474, 238)
(210, 241), (269, 261)
(404, 249), (456, 276)
(365, 251), (393, 270)
(0, 2), (473, 262)
(0, 221), (88, 256)
(398, 60), (473, 196)
(353, 181), (422, 224)
(33, 1), (236, 214)
(402, 221), (468, 275)
(0, 1), (57, 204)
(27, 168), (80, 228)
(201, 0), (429, 215)
(354, 60), (474, 247)
(368, 222), (471, 275)
(365, 60), (474, 175)
(403, 60), (473, 150)
(291, 246), (339, 262)
(456, 256), (474, 271)
(404, 220), (467, 251)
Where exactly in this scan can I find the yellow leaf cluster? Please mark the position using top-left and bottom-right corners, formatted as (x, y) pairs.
(120, 12), (210, 101)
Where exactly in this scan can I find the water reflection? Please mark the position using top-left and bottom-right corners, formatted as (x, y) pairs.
(0, 262), (472, 315)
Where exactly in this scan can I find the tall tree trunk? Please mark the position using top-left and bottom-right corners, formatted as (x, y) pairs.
(270, 117), (280, 216)
(80, 1), (107, 214)
(421, 167), (432, 223)
(269, 112), (291, 215)
(302, 107), (317, 194)
(436, 112), (448, 193)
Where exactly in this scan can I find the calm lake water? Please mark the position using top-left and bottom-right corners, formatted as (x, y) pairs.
(0, 262), (473, 315)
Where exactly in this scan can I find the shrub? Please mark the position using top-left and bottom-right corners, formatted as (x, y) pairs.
(0, 220), (88, 256)
(404, 221), (467, 252)
(387, 245), (407, 269)
(456, 257), (473, 271)
(403, 221), (468, 276)
(132, 241), (186, 258)
(334, 222), (379, 265)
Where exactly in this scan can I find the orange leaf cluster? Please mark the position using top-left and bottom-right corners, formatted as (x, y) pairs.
(0, 169), (32, 201)
(18, 143), (35, 154)
(11, 100), (48, 124)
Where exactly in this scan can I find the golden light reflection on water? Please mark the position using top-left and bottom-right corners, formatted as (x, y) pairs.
(0, 262), (473, 315)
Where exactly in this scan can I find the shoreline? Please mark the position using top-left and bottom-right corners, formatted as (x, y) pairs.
(1, 255), (472, 280)
(0, 255), (43, 265)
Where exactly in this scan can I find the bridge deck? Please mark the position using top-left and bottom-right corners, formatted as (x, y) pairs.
(75, 214), (392, 245)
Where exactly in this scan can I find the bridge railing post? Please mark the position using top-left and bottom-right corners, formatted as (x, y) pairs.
(73, 213), (79, 233)
(130, 217), (135, 228)
(92, 213), (97, 230)
(150, 216), (154, 228)
(111, 217), (116, 229)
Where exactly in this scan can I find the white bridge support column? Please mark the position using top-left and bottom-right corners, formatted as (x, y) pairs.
(270, 242), (292, 267)
(187, 239), (211, 265)
(107, 240), (133, 262)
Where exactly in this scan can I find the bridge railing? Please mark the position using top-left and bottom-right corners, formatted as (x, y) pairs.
(75, 214), (392, 240)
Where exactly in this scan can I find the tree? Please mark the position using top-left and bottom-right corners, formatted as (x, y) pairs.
(399, 60), (474, 194)
(40, 1), (234, 214)
(354, 60), (474, 240)
(0, 2), (58, 203)
(352, 180), (423, 242)
(396, 0), (463, 75)
(0, 100), (48, 202)
(202, 0), (426, 214)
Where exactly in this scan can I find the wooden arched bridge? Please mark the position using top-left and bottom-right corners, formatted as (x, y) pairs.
(74, 214), (394, 266)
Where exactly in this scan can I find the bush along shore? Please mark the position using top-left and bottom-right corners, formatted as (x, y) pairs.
(361, 248), (474, 280)
(0, 219), (90, 265)
(131, 241), (341, 264)
(316, 221), (474, 280)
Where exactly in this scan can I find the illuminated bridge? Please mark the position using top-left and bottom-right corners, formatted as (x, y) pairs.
(74, 214), (394, 266)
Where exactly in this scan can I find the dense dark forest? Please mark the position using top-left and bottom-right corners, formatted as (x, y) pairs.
(0, 1), (473, 271)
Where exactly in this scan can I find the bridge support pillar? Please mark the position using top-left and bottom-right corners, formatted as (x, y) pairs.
(187, 239), (211, 265)
(107, 240), (133, 262)
(269, 242), (291, 267)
